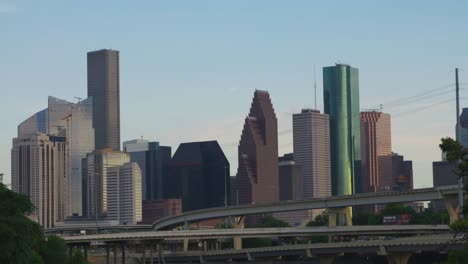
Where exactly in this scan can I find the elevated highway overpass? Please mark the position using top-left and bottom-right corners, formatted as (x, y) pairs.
(160, 234), (464, 264)
(153, 185), (461, 230)
(63, 225), (450, 244)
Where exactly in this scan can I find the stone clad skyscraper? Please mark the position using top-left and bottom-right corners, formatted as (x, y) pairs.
(87, 49), (121, 150)
(293, 109), (331, 201)
(360, 111), (393, 193)
(323, 64), (361, 196)
(236, 90), (279, 205)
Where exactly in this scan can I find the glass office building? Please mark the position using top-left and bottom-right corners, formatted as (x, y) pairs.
(323, 64), (361, 196)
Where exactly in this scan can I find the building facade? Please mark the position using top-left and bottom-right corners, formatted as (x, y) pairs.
(293, 109), (331, 200)
(459, 108), (468, 148)
(123, 139), (172, 200)
(17, 108), (48, 137)
(86, 149), (130, 218)
(107, 162), (142, 224)
(432, 161), (458, 211)
(11, 133), (67, 229)
(391, 153), (413, 191)
(141, 199), (182, 224)
(360, 111), (393, 193)
(236, 90), (279, 205)
(278, 153), (303, 201)
(87, 49), (121, 150)
(165, 141), (230, 212)
(323, 64), (361, 196)
(61, 97), (94, 216)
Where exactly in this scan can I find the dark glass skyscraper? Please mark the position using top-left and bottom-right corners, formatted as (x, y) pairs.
(87, 49), (120, 150)
(323, 64), (361, 196)
(165, 141), (230, 212)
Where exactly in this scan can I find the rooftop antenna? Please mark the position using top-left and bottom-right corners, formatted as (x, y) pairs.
(314, 64), (317, 110)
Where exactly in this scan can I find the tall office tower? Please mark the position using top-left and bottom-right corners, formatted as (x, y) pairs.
(87, 49), (121, 150)
(86, 149), (130, 218)
(61, 97), (94, 216)
(432, 161), (458, 211)
(293, 109), (331, 200)
(165, 141), (230, 212)
(459, 108), (468, 147)
(391, 153), (413, 191)
(107, 162), (142, 224)
(17, 108), (48, 136)
(236, 90), (279, 205)
(360, 111), (393, 193)
(123, 139), (172, 200)
(141, 199), (182, 224)
(323, 64), (361, 196)
(11, 134), (67, 229)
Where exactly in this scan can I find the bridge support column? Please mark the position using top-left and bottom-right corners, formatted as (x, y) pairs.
(328, 207), (352, 227)
(113, 245), (117, 264)
(233, 216), (245, 250)
(443, 196), (459, 224)
(183, 238), (189, 251)
(386, 253), (412, 264)
(106, 245), (110, 264)
(149, 243), (153, 264)
(142, 244), (146, 264)
(121, 244), (125, 264)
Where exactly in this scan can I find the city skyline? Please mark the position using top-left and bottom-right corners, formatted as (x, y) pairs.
(2, 1), (468, 190)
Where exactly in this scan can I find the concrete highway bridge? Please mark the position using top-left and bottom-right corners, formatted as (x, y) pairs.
(152, 185), (461, 230)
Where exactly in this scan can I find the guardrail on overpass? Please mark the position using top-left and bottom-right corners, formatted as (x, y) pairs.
(153, 185), (460, 230)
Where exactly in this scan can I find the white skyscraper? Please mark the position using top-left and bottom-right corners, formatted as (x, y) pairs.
(107, 162), (142, 224)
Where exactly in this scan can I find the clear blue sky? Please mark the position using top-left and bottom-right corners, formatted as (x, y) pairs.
(1, 0), (468, 188)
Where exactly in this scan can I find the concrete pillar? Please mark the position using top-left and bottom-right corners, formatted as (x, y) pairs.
(328, 207), (352, 227)
(386, 253), (412, 264)
(121, 244), (125, 264)
(142, 244), (146, 264)
(106, 245), (110, 264)
(113, 245), (117, 264)
(149, 244), (153, 264)
(183, 238), (189, 251)
(443, 197), (459, 224)
(233, 216), (245, 250)
(203, 241), (207, 252)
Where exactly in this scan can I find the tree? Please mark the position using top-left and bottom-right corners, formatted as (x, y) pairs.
(255, 216), (290, 228)
(41, 236), (69, 264)
(307, 211), (329, 227)
(69, 249), (88, 264)
(0, 183), (45, 264)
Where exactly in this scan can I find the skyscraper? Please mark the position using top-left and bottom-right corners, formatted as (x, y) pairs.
(86, 149), (130, 218)
(293, 109), (331, 200)
(236, 90), (279, 205)
(360, 111), (393, 193)
(11, 134), (67, 228)
(459, 108), (468, 148)
(107, 162), (142, 224)
(15, 96), (94, 217)
(165, 141), (229, 212)
(123, 139), (172, 200)
(61, 97), (94, 216)
(87, 49), (120, 150)
(323, 64), (361, 196)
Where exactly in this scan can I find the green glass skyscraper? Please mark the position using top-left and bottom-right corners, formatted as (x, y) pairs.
(323, 64), (361, 197)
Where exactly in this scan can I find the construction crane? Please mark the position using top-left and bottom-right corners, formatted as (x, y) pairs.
(74, 96), (83, 102)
